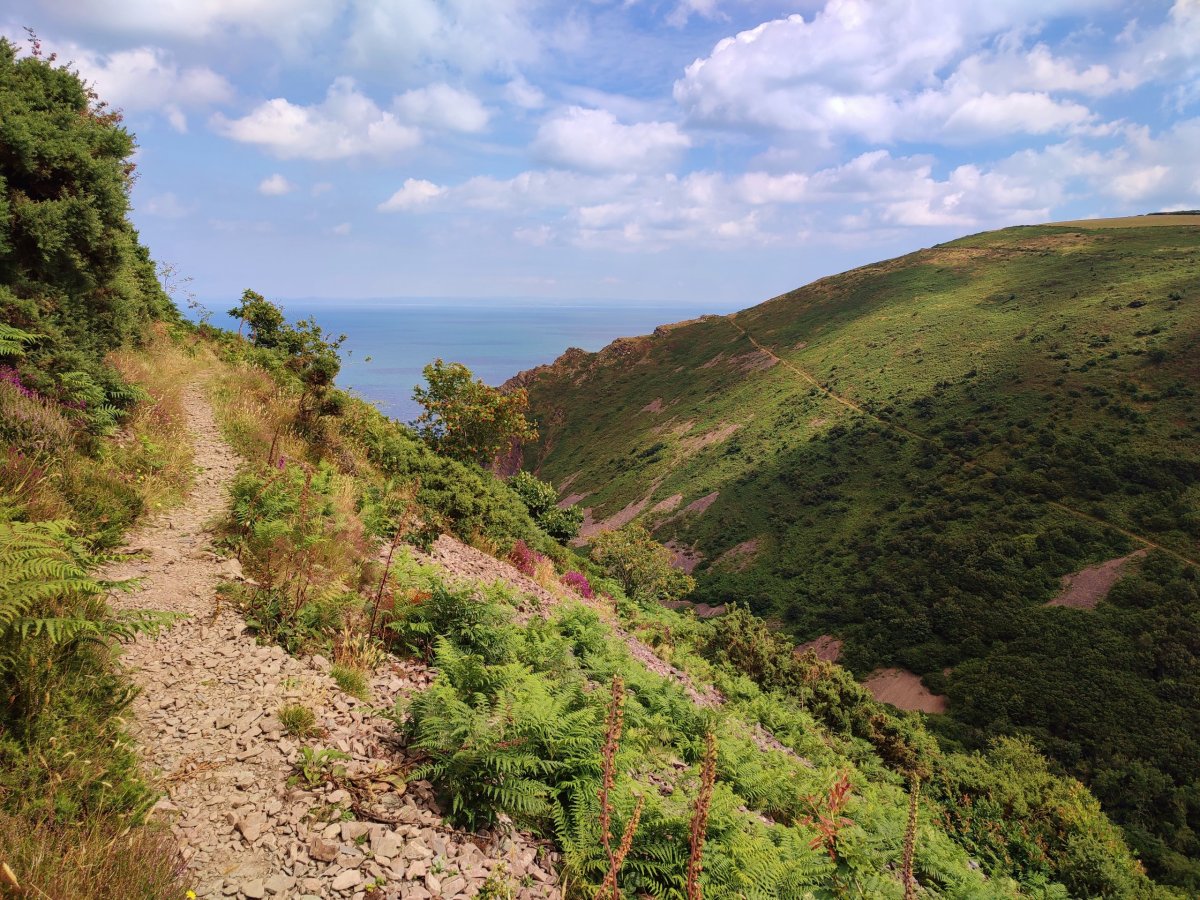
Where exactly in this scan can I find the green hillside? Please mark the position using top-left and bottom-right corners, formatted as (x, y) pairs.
(517, 220), (1200, 886)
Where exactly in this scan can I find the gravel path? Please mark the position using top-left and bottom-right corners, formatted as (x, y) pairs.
(107, 384), (560, 900)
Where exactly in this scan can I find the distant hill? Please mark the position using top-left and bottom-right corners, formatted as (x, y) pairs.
(517, 218), (1200, 886)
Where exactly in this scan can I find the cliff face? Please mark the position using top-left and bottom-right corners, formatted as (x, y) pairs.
(514, 219), (1200, 886)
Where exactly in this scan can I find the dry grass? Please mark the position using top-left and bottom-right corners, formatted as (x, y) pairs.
(0, 814), (186, 900)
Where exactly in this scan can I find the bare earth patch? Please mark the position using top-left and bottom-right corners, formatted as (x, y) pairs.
(650, 494), (684, 514)
(863, 668), (947, 714)
(683, 491), (720, 515)
(795, 634), (843, 663)
(679, 422), (740, 457)
(665, 539), (704, 574)
(558, 492), (590, 509)
(641, 397), (666, 413)
(576, 496), (650, 541)
(713, 538), (760, 570)
(1048, 550), (1147, 609)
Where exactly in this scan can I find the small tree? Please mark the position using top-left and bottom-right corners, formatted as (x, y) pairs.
(590, 523), (695, 606)
(412, 359), (538, 465)
(228, 289), (285, 346)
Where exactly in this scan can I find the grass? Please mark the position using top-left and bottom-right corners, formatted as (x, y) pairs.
(329, 664), (370, 700)
(278, 703), (319, 738)
(519, 221), (1200, 887)
(0, 814), (185, 900)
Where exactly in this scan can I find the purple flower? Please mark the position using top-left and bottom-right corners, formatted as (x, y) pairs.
(508, 539), (547, 577)
(561, 571), (594, 599)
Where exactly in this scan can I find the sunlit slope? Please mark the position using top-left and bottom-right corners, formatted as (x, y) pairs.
(520, 221), (1199, 667)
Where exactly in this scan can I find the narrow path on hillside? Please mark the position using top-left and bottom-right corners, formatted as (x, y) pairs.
(107, 383), (560, 900)
(723, 316), (1200, 570)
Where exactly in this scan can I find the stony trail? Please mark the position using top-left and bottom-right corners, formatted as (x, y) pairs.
(106, 383), (560, 900)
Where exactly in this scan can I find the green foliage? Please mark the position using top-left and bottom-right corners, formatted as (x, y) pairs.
(0, 521), (169, 834)
(329, 663), (369, 700)
(0, 38), (176, 432)
(928, 737), (1153, 899)
(591, 523), (696, 606)
(520, 221), (1200, 887)
(341, 398), (551, 551)
(225, 290), (345, 428)
(383, 578), (518, 664)
(412, 359), (538, 465)
(292, 746), (350, 788)
(278, 703), (318, 738)
(509, 470), (582, 542)
(0, 520), (172, 722)
(408, 637), (601, 830)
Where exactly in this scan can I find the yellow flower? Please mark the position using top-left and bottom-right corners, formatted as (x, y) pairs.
(186, 891), (197, 899)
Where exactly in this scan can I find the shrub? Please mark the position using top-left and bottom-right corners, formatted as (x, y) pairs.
(590, 524), (695, 607)
(508, 539), (547, 578)
(509, 470), (583, 542)
(384, 580), (518, 665)
(407, 639), (600, 830)
(412, 359), (538, 465)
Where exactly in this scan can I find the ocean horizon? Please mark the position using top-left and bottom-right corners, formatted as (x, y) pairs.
(200, 296), (740, 422)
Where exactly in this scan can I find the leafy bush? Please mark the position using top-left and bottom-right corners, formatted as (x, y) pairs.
(509, 470), (582, 542)
(412, 359), (538, 465)
(561, 571), (595, 598)
(383, 579), (518, 664)
(591, 524), (696, 607)
(408, 638), (601, 830)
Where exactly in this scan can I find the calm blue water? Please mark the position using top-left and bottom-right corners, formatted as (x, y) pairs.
(234, 298), (737, 422)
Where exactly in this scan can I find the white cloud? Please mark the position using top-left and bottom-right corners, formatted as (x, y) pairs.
(504, 76), (546, 110)
(139, 191), (191, 218)
(673, 1), (1122, 144)
(514, 224), (553, 245)
(37, 0), (341, 46)
(213, 77), (421, 160)
(311, 182), (333, 196)
(347, 0), (541, 74)
(378, 178), (447, 211)
(395, 83), (489, 133)
(533, 107), (690, 173)
(331, 222), (352, 235)
(258, 174), (294, 196)
(52, 43), (232, 132)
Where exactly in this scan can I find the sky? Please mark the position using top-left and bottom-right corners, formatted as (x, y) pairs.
(5, 1), (1200, 309)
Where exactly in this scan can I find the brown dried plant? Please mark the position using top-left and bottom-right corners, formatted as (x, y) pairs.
(902, 777), (921, 900)
(686, 731), (718, 900)
(596, 675), (644, 900)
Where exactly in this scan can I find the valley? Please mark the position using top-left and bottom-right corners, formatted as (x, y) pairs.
(517, 218), (1200, 885)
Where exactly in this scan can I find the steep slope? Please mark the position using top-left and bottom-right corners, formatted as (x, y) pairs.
(516, 218), (1200, 885)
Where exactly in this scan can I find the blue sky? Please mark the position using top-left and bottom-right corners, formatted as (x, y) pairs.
(5, 1), (1199, 309)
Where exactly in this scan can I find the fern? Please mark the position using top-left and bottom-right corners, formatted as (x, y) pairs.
(0, 521), (177, 720)
(0, 323), (37, 358)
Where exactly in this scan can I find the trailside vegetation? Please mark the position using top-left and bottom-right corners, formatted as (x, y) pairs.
(0, 36), (192, 897)
(206, 297), (1175, 898)
(413, 358), (538, 466)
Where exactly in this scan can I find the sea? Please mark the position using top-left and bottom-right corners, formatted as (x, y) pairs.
(221, 297), (738, 422)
